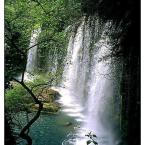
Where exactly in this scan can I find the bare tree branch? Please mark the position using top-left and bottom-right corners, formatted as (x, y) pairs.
(19, 102), (43, 145)
(12, 77), (43, 145)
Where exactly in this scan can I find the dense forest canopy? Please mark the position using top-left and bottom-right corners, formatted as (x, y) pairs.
(5, 0), (82, 82)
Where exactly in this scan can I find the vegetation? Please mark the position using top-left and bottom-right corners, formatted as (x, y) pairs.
(5, 0), (83, 144)
(85, 132), (98, 145)
(5, 0), (140, 145)
(5, 0), (82, 80)
(6, 75), (61, 113)
(5, 76), (46, 112)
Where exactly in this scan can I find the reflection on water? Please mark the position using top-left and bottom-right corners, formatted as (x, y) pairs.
(14, 108), (81, 145)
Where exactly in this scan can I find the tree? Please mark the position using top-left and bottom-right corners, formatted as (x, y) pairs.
(5, 0), (82, 144)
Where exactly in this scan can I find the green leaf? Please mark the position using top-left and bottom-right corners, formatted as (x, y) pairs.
(93, 134), (97, 138)
(85, 134), (89, 137)
(93, 140), (98, 145)
(87, 140), (92, 145)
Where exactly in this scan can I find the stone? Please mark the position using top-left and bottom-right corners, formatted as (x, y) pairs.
(37, 88), (60, 103)
(29, 102), (60, 113)
(64, 122), (73, 126)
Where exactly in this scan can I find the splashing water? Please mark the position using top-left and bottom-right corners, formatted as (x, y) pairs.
(53, 16), (122, 145)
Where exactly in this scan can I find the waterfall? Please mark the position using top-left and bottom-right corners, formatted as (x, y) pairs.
(15, 28), (41, 81)
(26, 28), (41, 74)
(22, 28), (41, 81)
(53, 16), (123, 145)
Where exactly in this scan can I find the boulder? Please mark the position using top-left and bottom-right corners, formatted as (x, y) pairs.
(30, 102), (60, 113)
(64, 122), (73, 127)
(37, 88), (60, 103)
(26, 88), (61, 113)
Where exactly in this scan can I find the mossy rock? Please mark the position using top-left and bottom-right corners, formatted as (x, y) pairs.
(37, 88), (60, 103)
(29, 102), (60, 113)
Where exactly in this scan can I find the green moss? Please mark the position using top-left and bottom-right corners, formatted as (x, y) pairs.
(5, 76), (61, 113)
(5, 82), (32, 112)
(29, 102), (60, 113)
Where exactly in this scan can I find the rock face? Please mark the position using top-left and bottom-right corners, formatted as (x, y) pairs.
(64, 122), (73, 127)
(29, 88), (61, 113)
(37, 88), (60, 103)
(30, 102), (60, 113)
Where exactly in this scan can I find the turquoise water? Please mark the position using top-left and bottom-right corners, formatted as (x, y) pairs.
(16, 111), (79, 145)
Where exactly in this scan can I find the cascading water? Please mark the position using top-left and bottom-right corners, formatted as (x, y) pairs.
(25, 28), (41, 80)
(15, 28), (41, 81)
(53, 16), (122, 145)
(26, 28), (41, 73)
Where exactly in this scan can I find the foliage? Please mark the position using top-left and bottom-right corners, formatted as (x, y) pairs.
(5, 0), (35, 83)
(5, 75), (49, 112)
(26, 75), (48, 87)
(5, 0), (140, 145)
(5, 0), (83, 86)
(5, 82), (31, 112)
(5, 113), (16, 145)
(85, 132), (98, 145)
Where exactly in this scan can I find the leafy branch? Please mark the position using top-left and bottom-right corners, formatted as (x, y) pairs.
(12, 68), (43, 145)
(85, 132), (98, 145)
